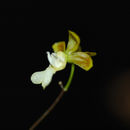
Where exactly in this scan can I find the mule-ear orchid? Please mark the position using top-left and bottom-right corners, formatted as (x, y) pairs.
(31, 30), (96, 89)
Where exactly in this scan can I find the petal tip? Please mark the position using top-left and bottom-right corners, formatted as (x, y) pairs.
(31, 71), (44, 84)
(52, 41), (65, 52)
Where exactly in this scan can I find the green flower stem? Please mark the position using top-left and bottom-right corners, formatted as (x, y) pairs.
(64, 64), (75, 91)
(29, 64), (75, 130)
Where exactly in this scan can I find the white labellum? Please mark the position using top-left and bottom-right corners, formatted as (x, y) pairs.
(31, 65), (56, 89)
(31, 51), (67, 89)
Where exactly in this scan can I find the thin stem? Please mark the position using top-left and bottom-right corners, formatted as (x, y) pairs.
(29, 64), (75, 130)
(64, 64), (75, 91)
(29, 88), (64, 130)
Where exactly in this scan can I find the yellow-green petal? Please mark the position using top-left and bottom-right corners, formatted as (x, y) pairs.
(67, 52), (93, 71)
(52, 41), (65, 52)
(85, 51), (97, 56)
(65, 30), (80, 54)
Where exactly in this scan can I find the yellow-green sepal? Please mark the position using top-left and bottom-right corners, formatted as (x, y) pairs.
(67, 52), (93, 71)
(65, 30), (80, 54)
(85, 51), (97, 56)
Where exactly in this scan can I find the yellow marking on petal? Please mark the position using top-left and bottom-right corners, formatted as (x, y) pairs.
(52, 41), (65, 52)
(85, 51), (97, 56)
(66, 30), (80, 54)
(67, 52), (93, 71)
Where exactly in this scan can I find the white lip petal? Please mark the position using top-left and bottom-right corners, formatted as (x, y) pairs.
(31, 71), (45, 84)
(31, 51), (67, 89)
(31, 65), (56, 89)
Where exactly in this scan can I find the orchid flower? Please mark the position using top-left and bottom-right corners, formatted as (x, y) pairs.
(31, 30), (96, 90)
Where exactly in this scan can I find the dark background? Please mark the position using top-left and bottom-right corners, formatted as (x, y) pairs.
(0, 2), (130, 129)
